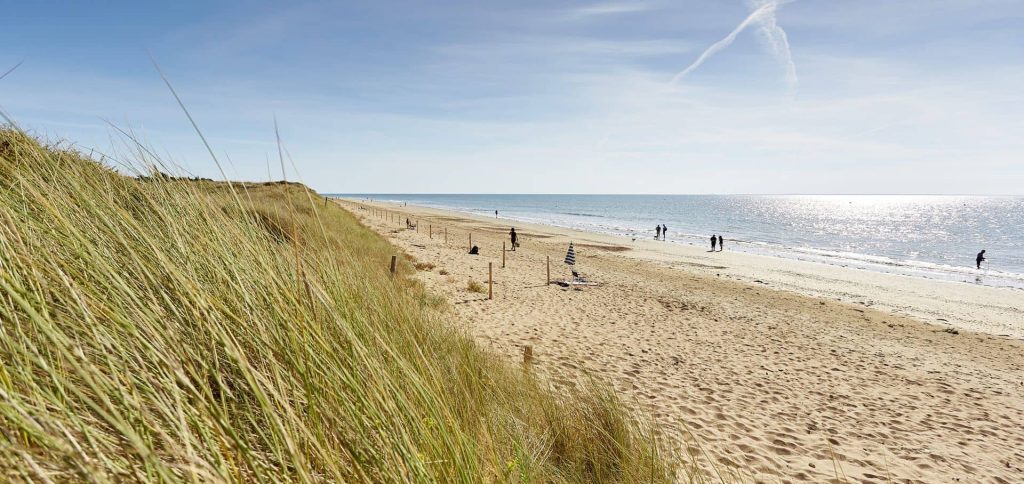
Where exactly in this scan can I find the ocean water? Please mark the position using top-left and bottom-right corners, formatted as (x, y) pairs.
(333, 194), (1024, 289)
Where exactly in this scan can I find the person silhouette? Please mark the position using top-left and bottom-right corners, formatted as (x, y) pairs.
(662, 224), (668, 241)
(976, 250), (986, 269)
(711, 234), (717, 251)
(718, 235), (724, 251)
(509, 227), (518, 251)
(655, 225), (661, 240)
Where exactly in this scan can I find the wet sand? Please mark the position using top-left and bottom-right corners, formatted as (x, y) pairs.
(340, 199), (1024, 482)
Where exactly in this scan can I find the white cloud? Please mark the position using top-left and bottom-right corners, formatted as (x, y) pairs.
(566, 2), (654, 19)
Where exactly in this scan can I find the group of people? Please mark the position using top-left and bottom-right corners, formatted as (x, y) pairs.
(711, 234), (724, 251)
(499, 210), (992, 272)
(653, 225), (726, 252)
(654, 224), (668, 241)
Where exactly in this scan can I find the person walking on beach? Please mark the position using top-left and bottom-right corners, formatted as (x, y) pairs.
(662, 224), (668, 241)
(495, 210), (498, 218)
(718, 235), (724, 251)
(509, 227), (518, 251)
(710, 234), (717, 251)
(655, 225), (661, 240)
(976, 249), (986, 269)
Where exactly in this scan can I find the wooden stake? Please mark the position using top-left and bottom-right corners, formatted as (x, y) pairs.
(429, 224), (432, 239)
(469, 233), (472, 250)
(488, 262), (493, 300)
(523, 345), (533, 365)
(502, 242), (506, 268)
(390, 255), (397, 275)
(546, 256), (550, 285)
(444, 227), (448, 244)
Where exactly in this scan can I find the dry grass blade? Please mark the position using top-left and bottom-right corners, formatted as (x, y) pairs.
(0, 129), (680, 482)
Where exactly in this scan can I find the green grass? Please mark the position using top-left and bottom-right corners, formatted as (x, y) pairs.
(0, 128), (676, 482)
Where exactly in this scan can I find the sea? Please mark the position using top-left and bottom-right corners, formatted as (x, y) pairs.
(330, 194), (1024, 290)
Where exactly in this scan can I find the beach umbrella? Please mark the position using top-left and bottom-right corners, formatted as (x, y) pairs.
(564, 242), (576, 266)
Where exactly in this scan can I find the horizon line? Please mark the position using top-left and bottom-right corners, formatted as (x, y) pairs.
(324, 192), (1022, 197)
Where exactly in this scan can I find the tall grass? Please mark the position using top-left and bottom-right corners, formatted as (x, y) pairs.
(0, 129), (675, 482)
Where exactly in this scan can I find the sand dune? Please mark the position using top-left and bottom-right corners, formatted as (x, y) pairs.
(340, 199), (1024, 482)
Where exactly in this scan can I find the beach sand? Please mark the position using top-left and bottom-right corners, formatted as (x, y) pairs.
(339, 199), (1024, 482)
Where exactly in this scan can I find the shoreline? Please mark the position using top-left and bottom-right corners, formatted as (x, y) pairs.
(338, 197), (1024, 481)
(335, 195), (1024, 291)
(346, 198), (1024, 340)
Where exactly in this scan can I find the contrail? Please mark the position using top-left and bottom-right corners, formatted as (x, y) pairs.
(0, 59), (25, 82)
(750, 0), (798, 88)
(672, 0), (797, 87)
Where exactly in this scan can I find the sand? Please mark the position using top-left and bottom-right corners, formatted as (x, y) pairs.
(339, 199), (1024, 483)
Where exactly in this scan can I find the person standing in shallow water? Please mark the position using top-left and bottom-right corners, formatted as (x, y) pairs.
(662, 224), (668, 241)
(976, 250), (986, 269)
(509, 227), (518, 251)
(718, 235), (724, 251)
(655, 225), (661, 240)
(710, 234), (717, 251)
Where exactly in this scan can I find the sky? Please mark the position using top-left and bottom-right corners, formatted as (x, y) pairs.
(1, 0), (1023, 194)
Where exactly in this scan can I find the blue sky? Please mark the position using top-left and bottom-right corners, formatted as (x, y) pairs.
(2, 0), (1022, 194)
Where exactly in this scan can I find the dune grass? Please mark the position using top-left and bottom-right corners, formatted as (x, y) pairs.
(0, 129), (676, 482)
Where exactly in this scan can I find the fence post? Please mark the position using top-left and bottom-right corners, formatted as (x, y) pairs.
(390, 255), (397, 275)
(502, 242), (506, 268)
(546, 256), (550, 285)
(488, 262), (493, 300)
(444, 227), (448, 244)
(469, 233), (472, 250)
(429, 224), (432, 239)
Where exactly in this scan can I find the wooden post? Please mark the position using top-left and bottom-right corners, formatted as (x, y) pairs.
(523, 345), (533, 365)
(429, 224), (432, 239)
(415, 221), (418, 233)
(546, 256), (550, 285)
(469, 233), (472, 250)
(390, 255), (397, 275)
(444, 227), (448, 244)
(488, 262), (493, 300)
(502, 242), (506, 268)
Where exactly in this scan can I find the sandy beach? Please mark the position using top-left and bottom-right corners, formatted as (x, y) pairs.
(340, 199), (1024, 482)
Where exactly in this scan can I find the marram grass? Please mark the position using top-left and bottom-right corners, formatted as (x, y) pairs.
(0, 129), (677, 482)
